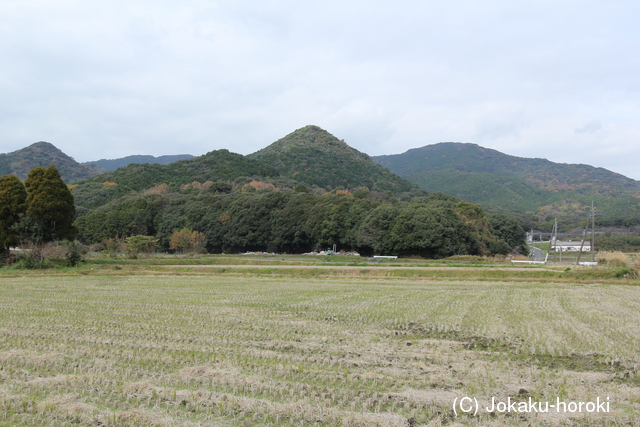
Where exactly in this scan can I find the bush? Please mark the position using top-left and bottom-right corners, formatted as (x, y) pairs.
(125, 235), (159, 258)
(6, 241), (86, 269)
(1, 253), (18, 266)
(64, 241), (85, 267)
(12, 251), (52, 269)
(41, 244), (67, 260)
(104, 237), (124, 257)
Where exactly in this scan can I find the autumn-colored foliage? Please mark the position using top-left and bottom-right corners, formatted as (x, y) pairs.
(143, 183), (169, 195)
(242, 181), (276, 191)
(218, 211), (231, 224)
(169, 228), (206, 254)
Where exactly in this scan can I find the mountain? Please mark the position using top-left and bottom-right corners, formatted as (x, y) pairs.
(81, 149), (279, 192)
(83, 154), (194, 172)
(0, 142), (100, 182)
(72, 125), (417, 212)
(73, 149), (281, 209)
(248, 125), (415, 193)
(373, 143), (640, 216)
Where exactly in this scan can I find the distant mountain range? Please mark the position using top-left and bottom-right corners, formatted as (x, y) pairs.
(3, 128), (639, 219)
(372, 142), (638, 195)
(372, 143), (640, 217)
(0, 143), (194, 182)
(83, 154), (194, 173)
(0, 142), (100, 182)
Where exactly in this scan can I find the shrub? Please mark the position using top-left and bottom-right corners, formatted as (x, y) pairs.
(13, 251), (51, 269)
(7, 241), (86, 269)
(104, 237), (124, 257)
(125, 235), (159, 258)
(64, 241), (85, 267)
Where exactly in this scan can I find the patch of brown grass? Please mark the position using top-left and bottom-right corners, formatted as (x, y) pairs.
(596, 251), (630, 267)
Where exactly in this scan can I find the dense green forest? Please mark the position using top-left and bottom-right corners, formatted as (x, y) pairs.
(405, 169), (640, 225)
(373, 142), (640, 224)
(6, 125), (640, 257)
(73, 149), (281, 209)
(373, 142), (640, 196)
(69, 126), (527, 257)
(74, 187), (527, 257)
(249, 125), (415, 192)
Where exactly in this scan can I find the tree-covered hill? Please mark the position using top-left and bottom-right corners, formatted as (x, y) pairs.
(249, 125), (415, 193)
(83, 154), (195, 172)
(73, 126), (420, 211)
(373, 142), (640, 195)
(73, 149), (280, 209)
(69, 126), (525, 257)
(82, 149), (277, 190)
(373, 142), (640, 219)
(406, 170), (558, 212)
(0, 142), (100, 182)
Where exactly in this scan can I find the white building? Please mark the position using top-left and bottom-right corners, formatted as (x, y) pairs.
(550, 240), (591, 252)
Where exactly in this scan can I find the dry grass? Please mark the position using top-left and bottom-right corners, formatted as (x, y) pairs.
(596, 251), (640, 279)
(1, 274), (639, 426)
(596, 251), (631, 267)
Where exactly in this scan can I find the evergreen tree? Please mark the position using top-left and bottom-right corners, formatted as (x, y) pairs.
(0, 174), (27, 252)
(391, 203), (478, 258)
(24, 165), (76, 243)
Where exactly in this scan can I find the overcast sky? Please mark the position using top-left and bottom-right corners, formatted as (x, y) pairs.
(1, 1), (639, 179)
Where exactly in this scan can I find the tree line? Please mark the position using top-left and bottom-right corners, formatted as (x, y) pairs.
(74, 185), (527, 258)
(2, 167), (528, 260)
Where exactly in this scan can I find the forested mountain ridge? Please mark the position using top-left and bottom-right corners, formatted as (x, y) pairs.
(7, 130), (639, 228)
(82, 149), (278, 190)
(83, 154), (194, 172)
(73, 149), (280, 209)
(0, 142), (101, 182)
(249, 125), (415, 193)
(372, 142), (640, 218)
(373, 142), (640, 194)
(26, 126), (419, 215)
(70, 126), (523, 258)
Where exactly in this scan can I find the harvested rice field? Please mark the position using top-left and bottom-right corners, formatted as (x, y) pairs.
(1, 273), (640, 426)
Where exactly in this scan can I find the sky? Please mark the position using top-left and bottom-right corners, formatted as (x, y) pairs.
(1, 1), (639, 179)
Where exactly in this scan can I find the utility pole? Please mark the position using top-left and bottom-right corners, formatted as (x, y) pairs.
(576, 203), (596, 265)
(551, 219), (558, 262)
(575, 227), (588, 265)
(591, 202), (596, 262)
